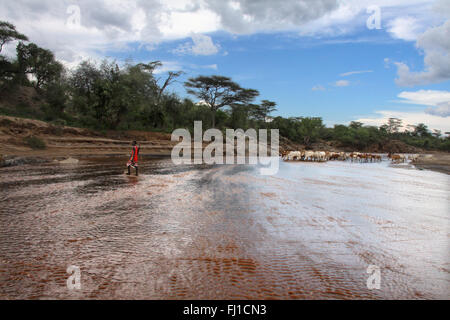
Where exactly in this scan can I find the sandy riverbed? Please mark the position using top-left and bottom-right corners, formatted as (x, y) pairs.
(0, 157), (448, 299)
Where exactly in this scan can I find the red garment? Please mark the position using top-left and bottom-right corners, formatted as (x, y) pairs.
(127, 145), (139, 167)
(131, 145), (139, 162)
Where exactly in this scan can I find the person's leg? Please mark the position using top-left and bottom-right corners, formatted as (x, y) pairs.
(127, 165), (131, 175)
(135, 166), (138, 176)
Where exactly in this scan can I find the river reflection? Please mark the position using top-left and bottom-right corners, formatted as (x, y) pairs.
(0, 157), (448, 299)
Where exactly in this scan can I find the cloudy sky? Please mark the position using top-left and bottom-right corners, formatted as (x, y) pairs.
(1, 0), (449, 132)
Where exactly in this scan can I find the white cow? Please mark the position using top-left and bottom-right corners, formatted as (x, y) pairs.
(317, 151), (326, 162)
(309, 151), (326, 162)
(303, 151), (315, 161)
(285, 151), (302, 161)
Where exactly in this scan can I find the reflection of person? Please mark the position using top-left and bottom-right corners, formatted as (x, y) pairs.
(127, 141), (140, 176)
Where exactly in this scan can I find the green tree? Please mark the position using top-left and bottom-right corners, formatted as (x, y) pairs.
(0, 21), (28, 54)
(297, 117), (324, 147)
(70, 59), (167, 129)
(385, 117), (402, 134)
(16, 42), (63, 88)
(432, 129), (442, 139)
(414, 123), (430, 137)
(250, 100), (277, 125)
(184, 75), (259, 128)
(229, 103), (252, 129)
(333, 124), (353, 146)
(349, 121), (363, 129)
(157, 70), (184, 102)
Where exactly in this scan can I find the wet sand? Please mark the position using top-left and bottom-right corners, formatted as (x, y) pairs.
(413, 153), (450, 175)
(0, 158), (448, 299)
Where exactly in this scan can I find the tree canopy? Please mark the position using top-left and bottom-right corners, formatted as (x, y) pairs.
(0, 21), (28, 53)
(16, 42), (63, 88)
(184, 75), (259, 127)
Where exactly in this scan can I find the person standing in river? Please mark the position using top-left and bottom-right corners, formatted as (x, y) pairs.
(127, 141), (140, 176)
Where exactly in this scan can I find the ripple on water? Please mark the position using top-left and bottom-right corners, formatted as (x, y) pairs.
(0, 158), (448, 299)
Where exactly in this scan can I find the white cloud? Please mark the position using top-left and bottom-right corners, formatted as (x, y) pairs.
(433, 0), (450, 18)
(387, 16), (422, 41)
(202, 64), (218, 70)
(425, 102), (450, 117)
(0, 0), (340, 65)
(158, 8), (221, 39)
(153, 61), (184, 74)
(397, 90), (450, 106)
(153, 61), (218, 74)
(356, 110), (450, 133)
(0, 0), (445, 75)
(335, 80), (350, 87)
(187, 63), (218, 71)
(340, 70), (373, 77)
(206, 0), (339, 35)
(397, 90), (450, 117)
(312, 85), (325, 91)
(395, 19), (450, 86)
(173, 34), (220, 55)
(356, 89), (450, 133)
(297, 0), (434, 37)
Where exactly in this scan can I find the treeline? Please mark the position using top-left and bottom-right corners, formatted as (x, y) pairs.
(272, 117), (449, 151)
(0, 21), (448, 151)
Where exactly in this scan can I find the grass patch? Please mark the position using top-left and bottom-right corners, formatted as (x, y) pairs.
(23, 136), (47, 150)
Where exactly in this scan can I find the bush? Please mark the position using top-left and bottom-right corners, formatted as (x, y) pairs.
(48, 124), (64, 136)
(48, 119), (66, 136)
(51, 119), (67, 127)
(439, 140), (450, 152)
(23, 136), (46, 149)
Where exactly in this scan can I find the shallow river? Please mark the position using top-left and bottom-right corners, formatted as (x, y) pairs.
(0, 157), (448, 299)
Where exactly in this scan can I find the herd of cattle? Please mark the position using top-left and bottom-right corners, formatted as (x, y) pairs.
(281, 150), (418, 163)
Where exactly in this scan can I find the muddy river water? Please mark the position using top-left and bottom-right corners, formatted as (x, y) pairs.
(0, 157), (448, 299)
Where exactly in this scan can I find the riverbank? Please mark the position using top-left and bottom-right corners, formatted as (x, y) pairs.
(1, 115), (449, 174)
(413, 153), (450, 175)
(0, 115), (292, 166)
(0, 115), (176, 163)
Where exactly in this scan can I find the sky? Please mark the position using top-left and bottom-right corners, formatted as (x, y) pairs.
(1, 0), (449, 133)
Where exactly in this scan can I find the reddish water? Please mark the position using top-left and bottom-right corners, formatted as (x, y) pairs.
(0, 158), (448, 299)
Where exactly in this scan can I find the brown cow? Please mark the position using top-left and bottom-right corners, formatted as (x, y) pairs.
(388, 153), (405, 163)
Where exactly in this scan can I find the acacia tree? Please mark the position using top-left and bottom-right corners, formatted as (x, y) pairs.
(432, 129), (442, 139)
(349, 121), (363, 129)
(251, 100), (277, 123)
(414, 123), (430, 137)
(0, 21), (28, 54)
(157, 71), (184, 102)
(184, 75), (259, 128)
(385, 117), (403, 134)
(16, 42), (63, 88)
(0, 21), (28, 82)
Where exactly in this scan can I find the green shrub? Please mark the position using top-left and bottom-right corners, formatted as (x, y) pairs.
(439, 140), (450, 152)
(48, 119), (66, 136)
(51, 119), (67, 127)
(23, 136), (46, 150)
